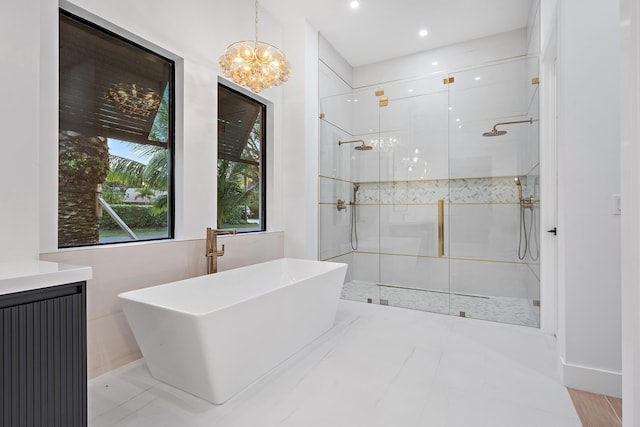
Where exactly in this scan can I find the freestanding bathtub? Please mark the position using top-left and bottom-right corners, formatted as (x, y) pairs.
(118, 258), (347, 404)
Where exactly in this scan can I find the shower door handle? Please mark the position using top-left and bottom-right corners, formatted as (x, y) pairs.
(547, 227), (557, 235)
(438, 199), (444, 257)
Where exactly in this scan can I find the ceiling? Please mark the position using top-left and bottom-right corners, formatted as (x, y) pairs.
(260, 0), (534, 67)
(59, 13), (171, 146)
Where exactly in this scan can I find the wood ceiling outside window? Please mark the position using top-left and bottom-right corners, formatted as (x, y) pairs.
(218, 85), (262, 166)
(59, 12), (172, 146)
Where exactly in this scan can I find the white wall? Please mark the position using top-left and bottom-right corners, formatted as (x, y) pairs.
(555, 0), (622, 397)
(620, 0), (640, 421)
(0, 0), (41, 261)
(353, 29), (528, 88)
(281, 20), (319, 259)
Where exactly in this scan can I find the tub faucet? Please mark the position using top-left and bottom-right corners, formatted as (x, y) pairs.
(206, 227), (237, 274)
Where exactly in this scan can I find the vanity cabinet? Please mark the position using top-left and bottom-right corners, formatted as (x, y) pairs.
(0, 281), (87, 427)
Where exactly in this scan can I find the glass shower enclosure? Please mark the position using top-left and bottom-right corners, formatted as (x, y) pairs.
(319, 57), (540, 327)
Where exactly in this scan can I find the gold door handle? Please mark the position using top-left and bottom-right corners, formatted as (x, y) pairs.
(438, 199), (444, 258)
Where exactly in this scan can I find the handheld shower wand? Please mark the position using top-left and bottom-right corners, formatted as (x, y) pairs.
(514, 176), (539, 261)
(350, 183), (360, 250)
(514, 177), (523, 201)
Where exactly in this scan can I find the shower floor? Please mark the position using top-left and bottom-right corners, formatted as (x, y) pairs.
(341, 280), (540, 328)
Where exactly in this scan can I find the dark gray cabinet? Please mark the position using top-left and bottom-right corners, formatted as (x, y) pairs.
(0, 281), (87, 427)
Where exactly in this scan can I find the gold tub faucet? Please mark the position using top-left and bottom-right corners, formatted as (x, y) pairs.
(206, 227), (237, 274)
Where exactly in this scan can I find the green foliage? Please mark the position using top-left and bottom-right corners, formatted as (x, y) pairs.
(60, 151), (110, 183)
(152, 193), (168, 216)
(104, 140), (169, 218)
(149, 86), (169, 143)
(217, 160), (257, 226)
(100, 204), (167, 229)
(134, 187), (155, 203)
(102, 189), (125, 204)
(107, 149), (168, 191)
(107, 156), (146, 188)
(217, 112), (263, 225)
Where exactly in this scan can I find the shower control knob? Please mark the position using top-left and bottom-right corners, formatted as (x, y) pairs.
(547, 227), (557, 235)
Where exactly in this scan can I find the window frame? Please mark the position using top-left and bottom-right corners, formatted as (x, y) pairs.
(217, 83), (267, 233)
(58, 9), (176, 248)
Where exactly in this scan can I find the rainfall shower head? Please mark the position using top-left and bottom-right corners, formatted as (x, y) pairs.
(482, 128), (508, 137)
(482, 118), (533, 137)
(354, 143), (373, 151)
(339, 139), (373, 151)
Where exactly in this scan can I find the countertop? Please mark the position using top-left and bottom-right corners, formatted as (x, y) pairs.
(0, 260), (92, 295)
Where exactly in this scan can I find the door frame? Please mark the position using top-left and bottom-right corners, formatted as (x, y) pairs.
(540, 7), (559, 336)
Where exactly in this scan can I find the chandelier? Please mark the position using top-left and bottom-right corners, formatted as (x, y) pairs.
(219, 0), (291, 93)
(106, 83), (161, 118)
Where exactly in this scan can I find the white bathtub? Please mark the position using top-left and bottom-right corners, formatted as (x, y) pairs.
(118, 258), (347, 404)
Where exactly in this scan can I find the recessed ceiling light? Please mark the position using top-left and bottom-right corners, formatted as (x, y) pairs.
(408, 88), (414, 93)
(350, 1), (360, 9)
(475, 76), (481, 81)
(419, 29), (428, 37)
(432, 61), (438, 66)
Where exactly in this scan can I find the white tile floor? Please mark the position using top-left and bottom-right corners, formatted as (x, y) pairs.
(89, 300), (580, 427)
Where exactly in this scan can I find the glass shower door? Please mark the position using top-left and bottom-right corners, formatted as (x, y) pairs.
(377, 77), (451, 314)
(447, 58), (540, 327)
(319, 84), (382, 304)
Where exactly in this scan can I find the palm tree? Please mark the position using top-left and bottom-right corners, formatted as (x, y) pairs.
(217, 159), (257, 226)
(106, 149), (168, 214)
(134, 187), (156, 203)
(217, 113), (262, 226)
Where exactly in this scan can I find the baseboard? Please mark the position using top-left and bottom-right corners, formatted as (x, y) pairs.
(561, 358), (622, 398)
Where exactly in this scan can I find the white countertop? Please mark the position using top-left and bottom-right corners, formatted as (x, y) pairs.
(0, 260), (92, 295)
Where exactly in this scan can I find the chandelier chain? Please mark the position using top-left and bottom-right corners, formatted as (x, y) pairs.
(255, 0), (259, 44)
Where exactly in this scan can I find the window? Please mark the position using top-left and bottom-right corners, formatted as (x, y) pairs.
(58, 10), (174, 247)
(217, 84), (266, 232)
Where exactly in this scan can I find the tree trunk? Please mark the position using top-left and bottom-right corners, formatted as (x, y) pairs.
(58, 131), (109, 247)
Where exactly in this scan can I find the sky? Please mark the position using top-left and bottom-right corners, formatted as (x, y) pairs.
(107, 139), (149, 165)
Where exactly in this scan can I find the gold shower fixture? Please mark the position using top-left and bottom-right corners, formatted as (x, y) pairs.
(338, 139), (373, 151)
(482, 118), (533, 137)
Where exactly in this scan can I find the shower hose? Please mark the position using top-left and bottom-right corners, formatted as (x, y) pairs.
(350, 200), (358, 250)
(518, 203), (539, 261)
